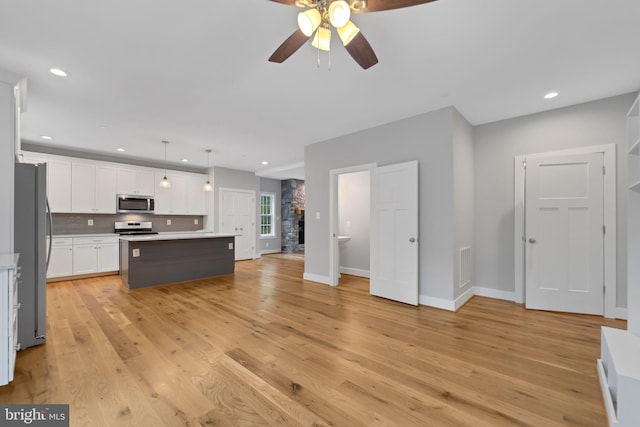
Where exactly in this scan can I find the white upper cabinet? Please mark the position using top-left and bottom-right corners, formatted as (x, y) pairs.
(117, 167), (155, 197)
(154, 172), (187, 214)
(47, 158), (72, 212)
(71, 162), (117, 213)
(20, 151), (206, 216)
(20, 153), (72, 212)
(186, 175), (207, 215)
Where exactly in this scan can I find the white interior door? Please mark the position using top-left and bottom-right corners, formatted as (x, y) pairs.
(370, 161), (419, 305)
(525, 153), (604, 314)
(220, 189), (255, 261)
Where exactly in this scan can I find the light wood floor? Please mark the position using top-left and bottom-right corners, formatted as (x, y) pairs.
(1, 255), (625, 426)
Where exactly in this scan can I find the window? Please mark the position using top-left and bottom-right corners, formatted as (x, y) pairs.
(260, 193), (275, 237)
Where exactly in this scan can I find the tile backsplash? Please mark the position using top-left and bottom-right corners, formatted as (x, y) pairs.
(52, 213), (205, 235)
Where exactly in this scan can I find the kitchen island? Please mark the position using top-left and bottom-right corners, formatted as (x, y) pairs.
(119, 232), (236, 289)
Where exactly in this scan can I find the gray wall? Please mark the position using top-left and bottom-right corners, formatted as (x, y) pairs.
(305, 106), (458, 300)
(474, 93), (635, 308)
(210, 166), (260, 242)
(259, 177), (282, 254)
(338, 170), (370, 274)
(453, 109), (475, 299)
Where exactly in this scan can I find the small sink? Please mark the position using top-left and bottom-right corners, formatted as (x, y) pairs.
(338, 235), (351, 244)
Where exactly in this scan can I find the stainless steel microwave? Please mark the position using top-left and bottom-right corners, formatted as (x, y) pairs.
(117, 194), (154, 214)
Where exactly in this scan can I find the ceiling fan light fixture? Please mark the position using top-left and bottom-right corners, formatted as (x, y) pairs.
(349, 0), (367, 11)
(298, 9), (322, 37)
(337, 20), (360, 45)
(312, 26), (332, 51)
(329, 1), (351, 28)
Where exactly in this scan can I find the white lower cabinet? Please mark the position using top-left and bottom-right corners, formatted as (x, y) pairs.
(46, 236), (119, 279)
(72, 236), (119, 275)
(47, 237), (73, 278)
(1, 255), (19, 386)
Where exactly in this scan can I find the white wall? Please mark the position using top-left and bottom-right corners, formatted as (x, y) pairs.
(259, 177), (282, 254)
(452, 109), (475, 299)
(305, 106), (458, 301)
(474, 93), (635, 308)
(338, 170), (370, 275)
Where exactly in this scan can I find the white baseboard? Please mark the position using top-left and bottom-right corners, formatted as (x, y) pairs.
(303, 272), (333, 286)
(419, 295), (455, 311)
(419, 286), (515, 312)
(616, 307), (628, 320)
(260, 249), (281, 255)
(474, 286), (516, 302)
(454, 287), (475, 310)
(339, 267), (370, 278)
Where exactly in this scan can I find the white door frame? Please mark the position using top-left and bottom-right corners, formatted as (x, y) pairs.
(219, 187), (257, 259)
(329, 163), (377, 286)
(513, 144), (616, 318)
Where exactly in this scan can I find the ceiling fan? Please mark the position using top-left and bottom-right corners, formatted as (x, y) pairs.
(268, 0), (438, 69)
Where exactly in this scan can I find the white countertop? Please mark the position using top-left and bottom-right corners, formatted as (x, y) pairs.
(119, 232), (235, 242)
(0, 253), (19, 270)
(51, 233), (119, 238)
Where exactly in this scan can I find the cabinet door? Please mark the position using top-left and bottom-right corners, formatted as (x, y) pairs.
(117, 168), (137, 195)
(137, 170), (156, 197)
(72, 244), (98, 275)
(186, 175), (206, 215)
(71, 163), (96, 213)
(170, 174), (187, 214)
(47, 158), (72, 212)
(47, 245), (73, 278)
(97, 243), (119, 272)
(94, 166), (117, 213)
(154, 172), (172, 214)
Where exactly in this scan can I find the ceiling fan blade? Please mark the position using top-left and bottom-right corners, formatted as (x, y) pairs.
(268, 29), (310, 63)
(353, 0), (438, 13)
(267, 0), (296, 5)
(344, 32), (378, 69)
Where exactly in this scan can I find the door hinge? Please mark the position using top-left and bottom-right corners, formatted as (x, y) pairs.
(603, 225), (606, 235)
(603, 166), (606, 175)
(523, 159), (526, 169)
(603, 285), (606, 295)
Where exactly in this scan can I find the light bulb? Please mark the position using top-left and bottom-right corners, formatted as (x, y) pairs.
(329, 1), (351, 28)
(312, 27), (331, 51)
(298, 9), (322, 37)
(160, 175), (171, 188)
(337, 21), (359, 45)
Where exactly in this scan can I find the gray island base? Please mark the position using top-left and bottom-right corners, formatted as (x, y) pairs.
(119, 233), (235, 289)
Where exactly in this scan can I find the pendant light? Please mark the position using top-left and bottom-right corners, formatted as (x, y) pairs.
(159, 140), (171, 188)
(203, 149), (213, 192)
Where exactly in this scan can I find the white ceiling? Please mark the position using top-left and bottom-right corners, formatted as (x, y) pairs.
(1, 0), (639, 180)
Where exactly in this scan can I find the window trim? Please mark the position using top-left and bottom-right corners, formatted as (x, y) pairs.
(260, 192), (276, 238)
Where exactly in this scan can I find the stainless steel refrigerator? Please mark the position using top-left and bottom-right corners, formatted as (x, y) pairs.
(14, 162), (51, 349)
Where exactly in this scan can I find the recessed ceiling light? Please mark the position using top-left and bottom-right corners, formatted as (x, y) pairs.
(544, 91), (558, 99)
(181, 159), (189, 162)
(49, 68), (69, 77)
(261, 161), (269, 165)
(41, 135), (53, 140)
(116, 148), (125, 152)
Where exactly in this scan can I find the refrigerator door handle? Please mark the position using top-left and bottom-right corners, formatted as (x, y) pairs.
(46, 197), (53, 272)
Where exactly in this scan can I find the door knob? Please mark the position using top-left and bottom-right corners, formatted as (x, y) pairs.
(409, 237), (416, 243)
(528, 237), (536, 243)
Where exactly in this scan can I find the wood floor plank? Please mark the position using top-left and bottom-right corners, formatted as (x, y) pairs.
(0, 254), (626, 426)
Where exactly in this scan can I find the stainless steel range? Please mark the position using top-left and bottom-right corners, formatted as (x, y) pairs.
(114, 221), (158, 235)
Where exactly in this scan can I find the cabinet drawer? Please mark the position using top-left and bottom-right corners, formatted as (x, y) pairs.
(50, 237), (73, 246)
(73, 236), (119, 245)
